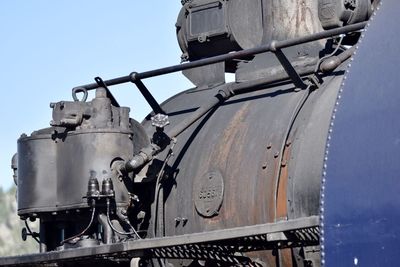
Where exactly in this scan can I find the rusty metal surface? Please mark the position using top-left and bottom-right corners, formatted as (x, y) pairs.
(152, 81), (303, 233)
(135, 52), (349, 266)
(136, 64), (344, 264)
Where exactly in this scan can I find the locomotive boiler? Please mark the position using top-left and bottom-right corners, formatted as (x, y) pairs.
(2, 0), (400, 266)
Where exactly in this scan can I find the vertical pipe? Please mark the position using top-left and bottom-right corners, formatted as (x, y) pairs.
(98, 214), (113, 244)
(39, 221), (47, 253)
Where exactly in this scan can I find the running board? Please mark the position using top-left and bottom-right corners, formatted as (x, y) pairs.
(0, 216), (319, 266)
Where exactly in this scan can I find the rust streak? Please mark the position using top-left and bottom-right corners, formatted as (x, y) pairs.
(276, 140), (293, 267)
(276, 142), (291, 219)
(207, 102), (251, 226)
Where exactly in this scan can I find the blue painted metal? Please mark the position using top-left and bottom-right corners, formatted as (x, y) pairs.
(322, 0), (400, 266)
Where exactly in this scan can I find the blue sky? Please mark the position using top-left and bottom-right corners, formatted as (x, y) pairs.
(0, 1), (192, 190)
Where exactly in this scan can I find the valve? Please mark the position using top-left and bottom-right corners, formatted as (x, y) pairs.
(21, 227), (39, 242)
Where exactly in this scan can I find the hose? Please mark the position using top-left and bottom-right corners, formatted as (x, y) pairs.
(106, 199), (141, 239)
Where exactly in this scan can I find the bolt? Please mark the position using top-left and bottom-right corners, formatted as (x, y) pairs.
(175, 217), (182, 226)
(267, 143), (272, 149)
(274, 151), (279, 158)
(281, 160), (287, 167)
(262, 163), (267, 169)
(175, 217), (188, 226)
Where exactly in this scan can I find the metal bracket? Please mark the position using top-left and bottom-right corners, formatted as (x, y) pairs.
(272, 48), (308, 90)
(307, 74), (322, 89)
(94, 77), (120, 107)
(130, 72), (165, 115)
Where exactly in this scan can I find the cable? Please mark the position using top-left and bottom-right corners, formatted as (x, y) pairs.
(315, 35), (345, 73)
(60, 207), (96, 245)
(106, 199), (141, 239)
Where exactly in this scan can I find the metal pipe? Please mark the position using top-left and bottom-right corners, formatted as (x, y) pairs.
(320, 46), (357, 73)
(73, 22), (367, 91)
(98, 214), (113, 245)
(120, 91), (228, 174)
(39, 222), (47, 253)
(121, 66), (317, 174)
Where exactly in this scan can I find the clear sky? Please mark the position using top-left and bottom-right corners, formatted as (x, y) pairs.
(0, 1), (192, 190)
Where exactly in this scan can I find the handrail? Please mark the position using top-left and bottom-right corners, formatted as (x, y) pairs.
(72, 21), (367, 92)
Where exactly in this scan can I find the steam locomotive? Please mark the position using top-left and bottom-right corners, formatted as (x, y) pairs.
(2, 0), (400, 266)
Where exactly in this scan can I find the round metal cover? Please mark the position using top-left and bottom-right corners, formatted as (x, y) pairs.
(194, 171), (224, 218)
